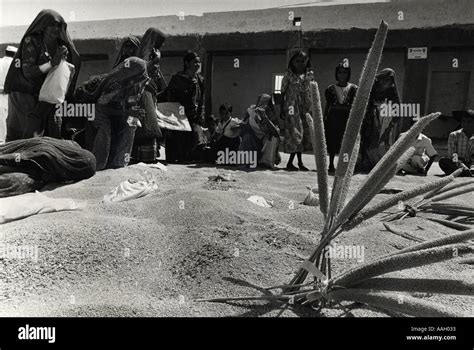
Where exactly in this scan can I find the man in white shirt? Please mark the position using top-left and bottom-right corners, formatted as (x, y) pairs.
(209, 103), (243, 163)
(0, 46), (17, 143)
(399, 131), (438, 175)
(215, 103), (242, 140)
(213, 103), (242, 146)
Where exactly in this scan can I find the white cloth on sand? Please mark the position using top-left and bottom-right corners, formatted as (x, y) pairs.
(103, 179), (158, 203)
(247, 195), (273, 208)
(0, 191), (86, 224)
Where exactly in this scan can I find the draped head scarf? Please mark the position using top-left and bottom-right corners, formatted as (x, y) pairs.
(136, 28), (166, 61)
(113, 36), (141, 68)
(4, 9), (81, 97)
(96, 56), (149, 106)
(255, 94), (273, 110)
(372, 68), (400, 103)
(248, 94), (279, 139)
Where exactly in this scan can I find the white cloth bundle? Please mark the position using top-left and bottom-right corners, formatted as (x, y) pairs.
(39, 60), (75, 104)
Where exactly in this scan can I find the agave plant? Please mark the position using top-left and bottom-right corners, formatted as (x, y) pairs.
(198, 21), (474, 317)
(383, 178), (474, 222)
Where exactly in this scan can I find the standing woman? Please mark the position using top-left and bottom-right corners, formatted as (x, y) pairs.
(324, 63), (358, 172)
(87, 57), (149, 170)
(280, 51), (313, 171)
(358, 68), (404, 173)
(4, 9), (81, 141)
(132, 28), (167, 163)
(165, 51), (205, 163)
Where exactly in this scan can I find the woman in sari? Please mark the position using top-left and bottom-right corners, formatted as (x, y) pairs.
(280, 50), (313, 171)
(132, 28), (167, 163)
(324, 63), (358, 172)
(165, 51), (205, 163)
(357, 68), (406, 173)
(239, 94), (281, 169)
(85, 57), (149, 170)
(4, 9), (81, 141)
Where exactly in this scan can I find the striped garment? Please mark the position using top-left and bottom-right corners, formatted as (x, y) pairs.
(447, 128), (474, 166)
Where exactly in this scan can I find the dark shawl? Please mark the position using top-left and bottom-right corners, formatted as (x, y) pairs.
(4, 9), (81, 99)
(136, 28), (166, 60)
(371, 68), (400, 104)
(0, 137), (96, 183)
(166, 71), (204, 124)
(75, 57), (149, 108)
(113, 36), (141, 68)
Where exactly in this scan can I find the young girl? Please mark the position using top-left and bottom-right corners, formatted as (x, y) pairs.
(280, 51), (313, 171)
(324, 63), (358, 172)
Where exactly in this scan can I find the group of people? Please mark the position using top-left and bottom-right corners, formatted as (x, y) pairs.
(0, 9), (473, 198)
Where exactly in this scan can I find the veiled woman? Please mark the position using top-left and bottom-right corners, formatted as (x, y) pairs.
(4, 9), (81, 141)
(132, 28), (167, 163)
(239, 94), (281, 169)
(358, 68), (407, 173)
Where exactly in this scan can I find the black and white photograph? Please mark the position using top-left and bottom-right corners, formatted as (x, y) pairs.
(0, 0), (473, 347)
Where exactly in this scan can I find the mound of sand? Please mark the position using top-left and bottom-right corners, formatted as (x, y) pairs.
(0, 153), (472, 317)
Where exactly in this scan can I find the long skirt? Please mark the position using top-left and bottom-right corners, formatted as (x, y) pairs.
(132, 90), (163, 163)
(6, 91), (59, 142)
(164, 123), (206, 163)
(239, 123), (280, 167)
(90, 107), (137, 170)
(283, 111), (311, 153)
(325, 104), (350, 155)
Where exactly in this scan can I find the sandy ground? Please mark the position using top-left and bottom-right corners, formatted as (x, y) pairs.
(0, 151), (473, 317)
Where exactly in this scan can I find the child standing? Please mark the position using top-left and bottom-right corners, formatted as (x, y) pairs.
(280, 51), (313, 171)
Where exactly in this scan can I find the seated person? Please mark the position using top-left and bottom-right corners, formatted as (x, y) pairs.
(212, 103), (242, 153)
(438, 109), (474, 177)
(203, 114), (217, 144)
(399, 132), (438, 175)
(239, 94), (281, 169)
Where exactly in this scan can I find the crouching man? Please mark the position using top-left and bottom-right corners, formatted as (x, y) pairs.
(399, 132), (438, 176)
(438, 109), (474, 177)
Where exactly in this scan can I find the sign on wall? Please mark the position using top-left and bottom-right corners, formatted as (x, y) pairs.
(408, 47), (428, 59)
